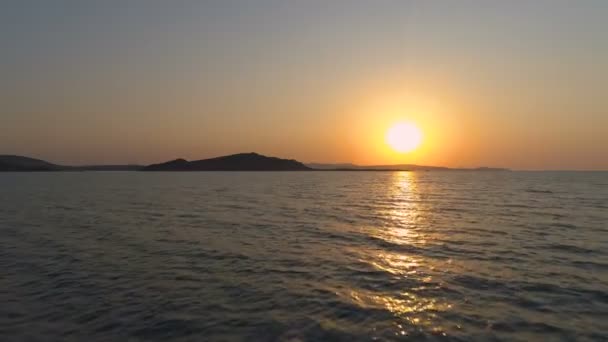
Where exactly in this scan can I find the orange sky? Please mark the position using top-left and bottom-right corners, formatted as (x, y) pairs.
(2, 2), (607, 170)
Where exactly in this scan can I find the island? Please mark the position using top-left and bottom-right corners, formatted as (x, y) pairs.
(142, 152), (311, 171)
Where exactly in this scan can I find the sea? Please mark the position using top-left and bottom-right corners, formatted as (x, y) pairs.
(0, 171), (606, 341)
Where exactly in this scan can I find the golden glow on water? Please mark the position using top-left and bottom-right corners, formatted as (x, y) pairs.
(348, 289), (451, 315)
(345, 171), (453, 334)
(367, 253), (420, 276)
(372, 172), (428, 246)
(342, 287), (452, 335)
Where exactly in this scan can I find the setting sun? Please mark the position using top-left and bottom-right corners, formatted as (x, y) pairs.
(386, 122), (423, 153)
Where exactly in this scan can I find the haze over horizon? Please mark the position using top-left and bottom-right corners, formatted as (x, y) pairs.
(2, 1), (607, 170)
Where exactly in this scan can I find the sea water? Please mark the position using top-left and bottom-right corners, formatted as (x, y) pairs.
(1, 171), (606, 341)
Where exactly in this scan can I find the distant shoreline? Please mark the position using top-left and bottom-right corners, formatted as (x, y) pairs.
(4, 169), (605, 172)
(0, 152), (511, 172)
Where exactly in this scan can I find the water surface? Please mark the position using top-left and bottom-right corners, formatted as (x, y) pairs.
(1, 171), (607, 341)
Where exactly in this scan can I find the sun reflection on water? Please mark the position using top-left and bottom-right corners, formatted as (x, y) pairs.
(367, 252), (421, 276)
(372, 171), (428, 246)
(346, 171), (452, 335)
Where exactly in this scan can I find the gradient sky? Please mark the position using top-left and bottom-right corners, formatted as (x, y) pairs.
(1, 1), (607, 169)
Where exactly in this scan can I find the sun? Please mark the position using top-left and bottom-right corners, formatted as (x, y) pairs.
(386, 122), (423, 153)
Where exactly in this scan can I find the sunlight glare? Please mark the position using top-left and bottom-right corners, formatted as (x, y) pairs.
(386, 122), (423, 153)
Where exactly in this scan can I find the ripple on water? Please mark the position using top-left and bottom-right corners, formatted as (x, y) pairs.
(0, 171), (607, 341)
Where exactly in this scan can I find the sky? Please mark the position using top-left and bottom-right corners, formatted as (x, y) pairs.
(1, 0), (607, 170)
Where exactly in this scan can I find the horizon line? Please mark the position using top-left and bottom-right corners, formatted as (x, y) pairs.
(2, 153), (607, 172)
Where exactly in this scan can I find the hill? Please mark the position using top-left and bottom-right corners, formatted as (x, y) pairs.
(143, 153), (311, 171)
(0, 155), (62, 171)
(0, 154), (507, 172)
(0, 155), (142, 171)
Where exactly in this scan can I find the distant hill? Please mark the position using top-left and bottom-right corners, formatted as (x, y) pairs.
(0, 153), (508, 172)
(0, 155), (62, 171)
(0, 155), (141, 171)
(143, 153), (312, 171)
(307, 162), (508, 171)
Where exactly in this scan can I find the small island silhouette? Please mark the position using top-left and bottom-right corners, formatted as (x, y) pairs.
(143, 152), (311, 171)
(0, 153), (508, 172)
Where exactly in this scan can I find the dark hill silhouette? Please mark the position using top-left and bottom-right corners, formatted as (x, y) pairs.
(0, 155), (141, 171)
(0, 155), (62, 171)
(0, 154), (508, 172)
(143, 153), (311, 171)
